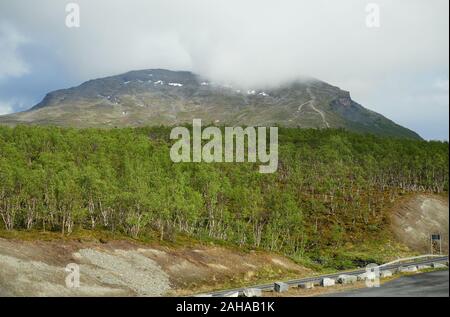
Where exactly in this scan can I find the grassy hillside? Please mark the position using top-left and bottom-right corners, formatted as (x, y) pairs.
(0, 125), (447, 269)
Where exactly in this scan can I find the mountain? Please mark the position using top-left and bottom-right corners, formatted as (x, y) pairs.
(0, 69), (421, 139)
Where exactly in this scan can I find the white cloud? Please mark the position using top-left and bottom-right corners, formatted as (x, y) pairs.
(0, 0), (447, 87)
(0, 100), (13, 115)
(0, 0), (448, 138)
(0, 22), (29, 80)
(435, 78), (449, 92)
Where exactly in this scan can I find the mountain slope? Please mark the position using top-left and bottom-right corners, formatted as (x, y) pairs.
(0, 69), (421, 139)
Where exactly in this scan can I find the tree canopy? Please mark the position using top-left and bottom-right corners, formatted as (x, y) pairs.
(0, 125), (447, 263)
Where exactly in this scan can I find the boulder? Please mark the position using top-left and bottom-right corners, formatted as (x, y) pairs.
(313, 280), (321, 286)
(298, 282), (315, 289)
(274, 282), (289, 293)
(357, 271), (378, 281)
(337, 274), (357, 284)
(357, 273), (368, 281)
(407, 265), (418, 272)
(242, 288), (262, 297)
(432, 262), (446, 269)
(321, 278), (335, 287)
(417, 265), (431, 271)
(398, 266), (418, 273)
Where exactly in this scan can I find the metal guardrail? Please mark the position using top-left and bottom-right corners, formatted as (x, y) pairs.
(378, 254), (448, 268)
(198, 255), (449, 297)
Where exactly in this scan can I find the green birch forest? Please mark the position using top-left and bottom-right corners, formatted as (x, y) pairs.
(0, 125), (448, 267)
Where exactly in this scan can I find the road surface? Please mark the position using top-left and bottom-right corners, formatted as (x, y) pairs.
(323, 270), (449, 297)
(202, 256), (448, 297)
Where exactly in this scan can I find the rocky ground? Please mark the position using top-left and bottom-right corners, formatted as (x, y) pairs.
(0, 237), (309, 297)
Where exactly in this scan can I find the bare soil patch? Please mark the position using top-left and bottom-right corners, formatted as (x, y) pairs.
(390, 194), (448, 253)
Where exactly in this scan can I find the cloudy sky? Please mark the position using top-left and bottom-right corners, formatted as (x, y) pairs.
(0, 0), (448, 139)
